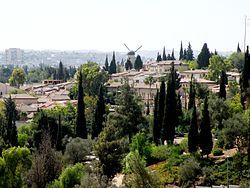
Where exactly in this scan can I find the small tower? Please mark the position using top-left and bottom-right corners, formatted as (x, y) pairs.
(124, 44), (142, 67)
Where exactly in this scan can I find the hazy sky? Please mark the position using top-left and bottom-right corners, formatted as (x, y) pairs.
(0, 0), (250, 52)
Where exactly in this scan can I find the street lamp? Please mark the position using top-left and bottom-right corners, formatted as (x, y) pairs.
(243, 16), (250, 52)
(226, 155), (229, 188)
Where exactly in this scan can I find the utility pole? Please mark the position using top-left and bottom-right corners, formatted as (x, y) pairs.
(244, 16), (247, 53)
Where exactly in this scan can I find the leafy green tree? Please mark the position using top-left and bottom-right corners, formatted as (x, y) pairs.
(4, 97), (18, 147)
(186, 42), (194, 61)
(109, 51), (117, 74)
(80, 62), (108, 96)
(125, 59), (133, 70)
(9, 68), (25, 88)
(223, 113), (248, 151)
(219, 70), (227, 99)
(123, 152), (160, 188)
(134, 55), (143, 71)
(178, 157), (201, 187)
(115, 82), (146, 141)
(58, 61), (64, 80)
(0, 147), (31, 188)
(162, 63), (178, 144)
(95, 123), (128, 178)
(52, 163), (85, 188)
(92, 85), (106, 138)
(208, 55), (233, 82)
(227, 52), (244, 71)
(64, 137), (91, 164)
(104, 55), (109, 71)
(197, 43), (211, 68)
(162, 46), (167, 61)
(187, 60), (198, 70)
(188, 100), (199, 153)
(153, 90), (160, 145)
(27, 133), (62, 188)
(208, 94), (230, 130)
(130, 132), (152, 162)
(179, 41), (184, 60)
(199, 96), (213, 157)
(76, 71), (87, 139)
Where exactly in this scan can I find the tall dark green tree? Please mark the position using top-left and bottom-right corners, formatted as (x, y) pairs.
(188, 75), (195, 110)
(92, 85), (106, 138)
(187, 42), (194, 61)
(199, 96), (213, 157)
(176, 92), (183, 126)
(104, 55), (109, 71)
(219, 70), (227, 99)
(237, 43), (241, 53)
(76, 71), (87, 139)
(171, 49), (176, 60)
(109, 51), (117, 74)
(240, 46), (250, 107)
(156, 52), (162, 62)
(4, 97), (18, 146)
(162, 46), (167, 61)
(183, 49), (187, 60)
(179, 41), (184, 60)
(134, 55), (143, 71)
(197, 43), (211, 68)
(125, 59), (133, 70)
(153, 90), (160, 145)
(158, 81), (165, 142)
(58, 61), (64, 80)
(162, 63), (178, 144)
(188, 99), (198, 153)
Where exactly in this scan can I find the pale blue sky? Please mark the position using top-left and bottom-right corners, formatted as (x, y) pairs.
(0, 0), (249, 52)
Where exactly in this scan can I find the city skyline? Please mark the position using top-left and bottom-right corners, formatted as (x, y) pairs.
(0, 0), (249, 52)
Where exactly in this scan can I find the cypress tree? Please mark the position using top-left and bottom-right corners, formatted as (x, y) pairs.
(153, 90), (160, 145)
(58, 61), (64, 80)
(176, 92), (183, 126)
(146, 100), (150, 115)
(125, 59), (132, 70)
(214, 49), (218, 55)
(157, 53), (162, 62)
(183, 49), (187, 60)
(158, 81), (165, 142)
(241, 46), (250, 91)
(199, 96), (213, 157)
(188, 99), (199, 153)
(76, 71), (87, 139)
(237, 43), (241, 53)
(219, 70), (227, 99)
(167, 54), (171, 60)
(171, 49), (176, 60)
(134, 55), (143, 71)
(109, 51), (117, 74)
(162, 63), (177, 144)
(4, 97), (18, 146)
(188, 75), (195, 110)
(187, 42), (194, 61)
(104, 55), (109, 71)
(197, 43), (211, 68)
(179, 41), (184, 60)
(92, 85), (106, 138)
(163, 46), (167, 61)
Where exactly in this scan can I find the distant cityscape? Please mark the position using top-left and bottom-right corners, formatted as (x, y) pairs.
(0, 48), (233, 67)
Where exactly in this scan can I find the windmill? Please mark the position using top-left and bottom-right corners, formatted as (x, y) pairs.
(123, 43), (142, 66)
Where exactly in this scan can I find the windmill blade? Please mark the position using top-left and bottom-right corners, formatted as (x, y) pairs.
(124, 43), (130, 51)
(135, 45), (142, 52)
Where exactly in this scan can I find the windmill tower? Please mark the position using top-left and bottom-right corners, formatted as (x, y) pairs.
(124, 44), (142, 66)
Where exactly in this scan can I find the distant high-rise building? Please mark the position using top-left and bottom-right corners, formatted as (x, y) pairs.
(5, 48), (24, 65)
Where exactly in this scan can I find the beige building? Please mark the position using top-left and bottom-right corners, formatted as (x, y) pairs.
(3, 94), (37, 105)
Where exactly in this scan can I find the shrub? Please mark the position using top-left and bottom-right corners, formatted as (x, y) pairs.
(64, 137), (92, 164)
(150, 145), (169, 161)
(178, 157), (201, 187)
(213, 148), (224, 156)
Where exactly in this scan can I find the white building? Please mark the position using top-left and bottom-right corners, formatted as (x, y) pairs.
(5, 48), (24, 65)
